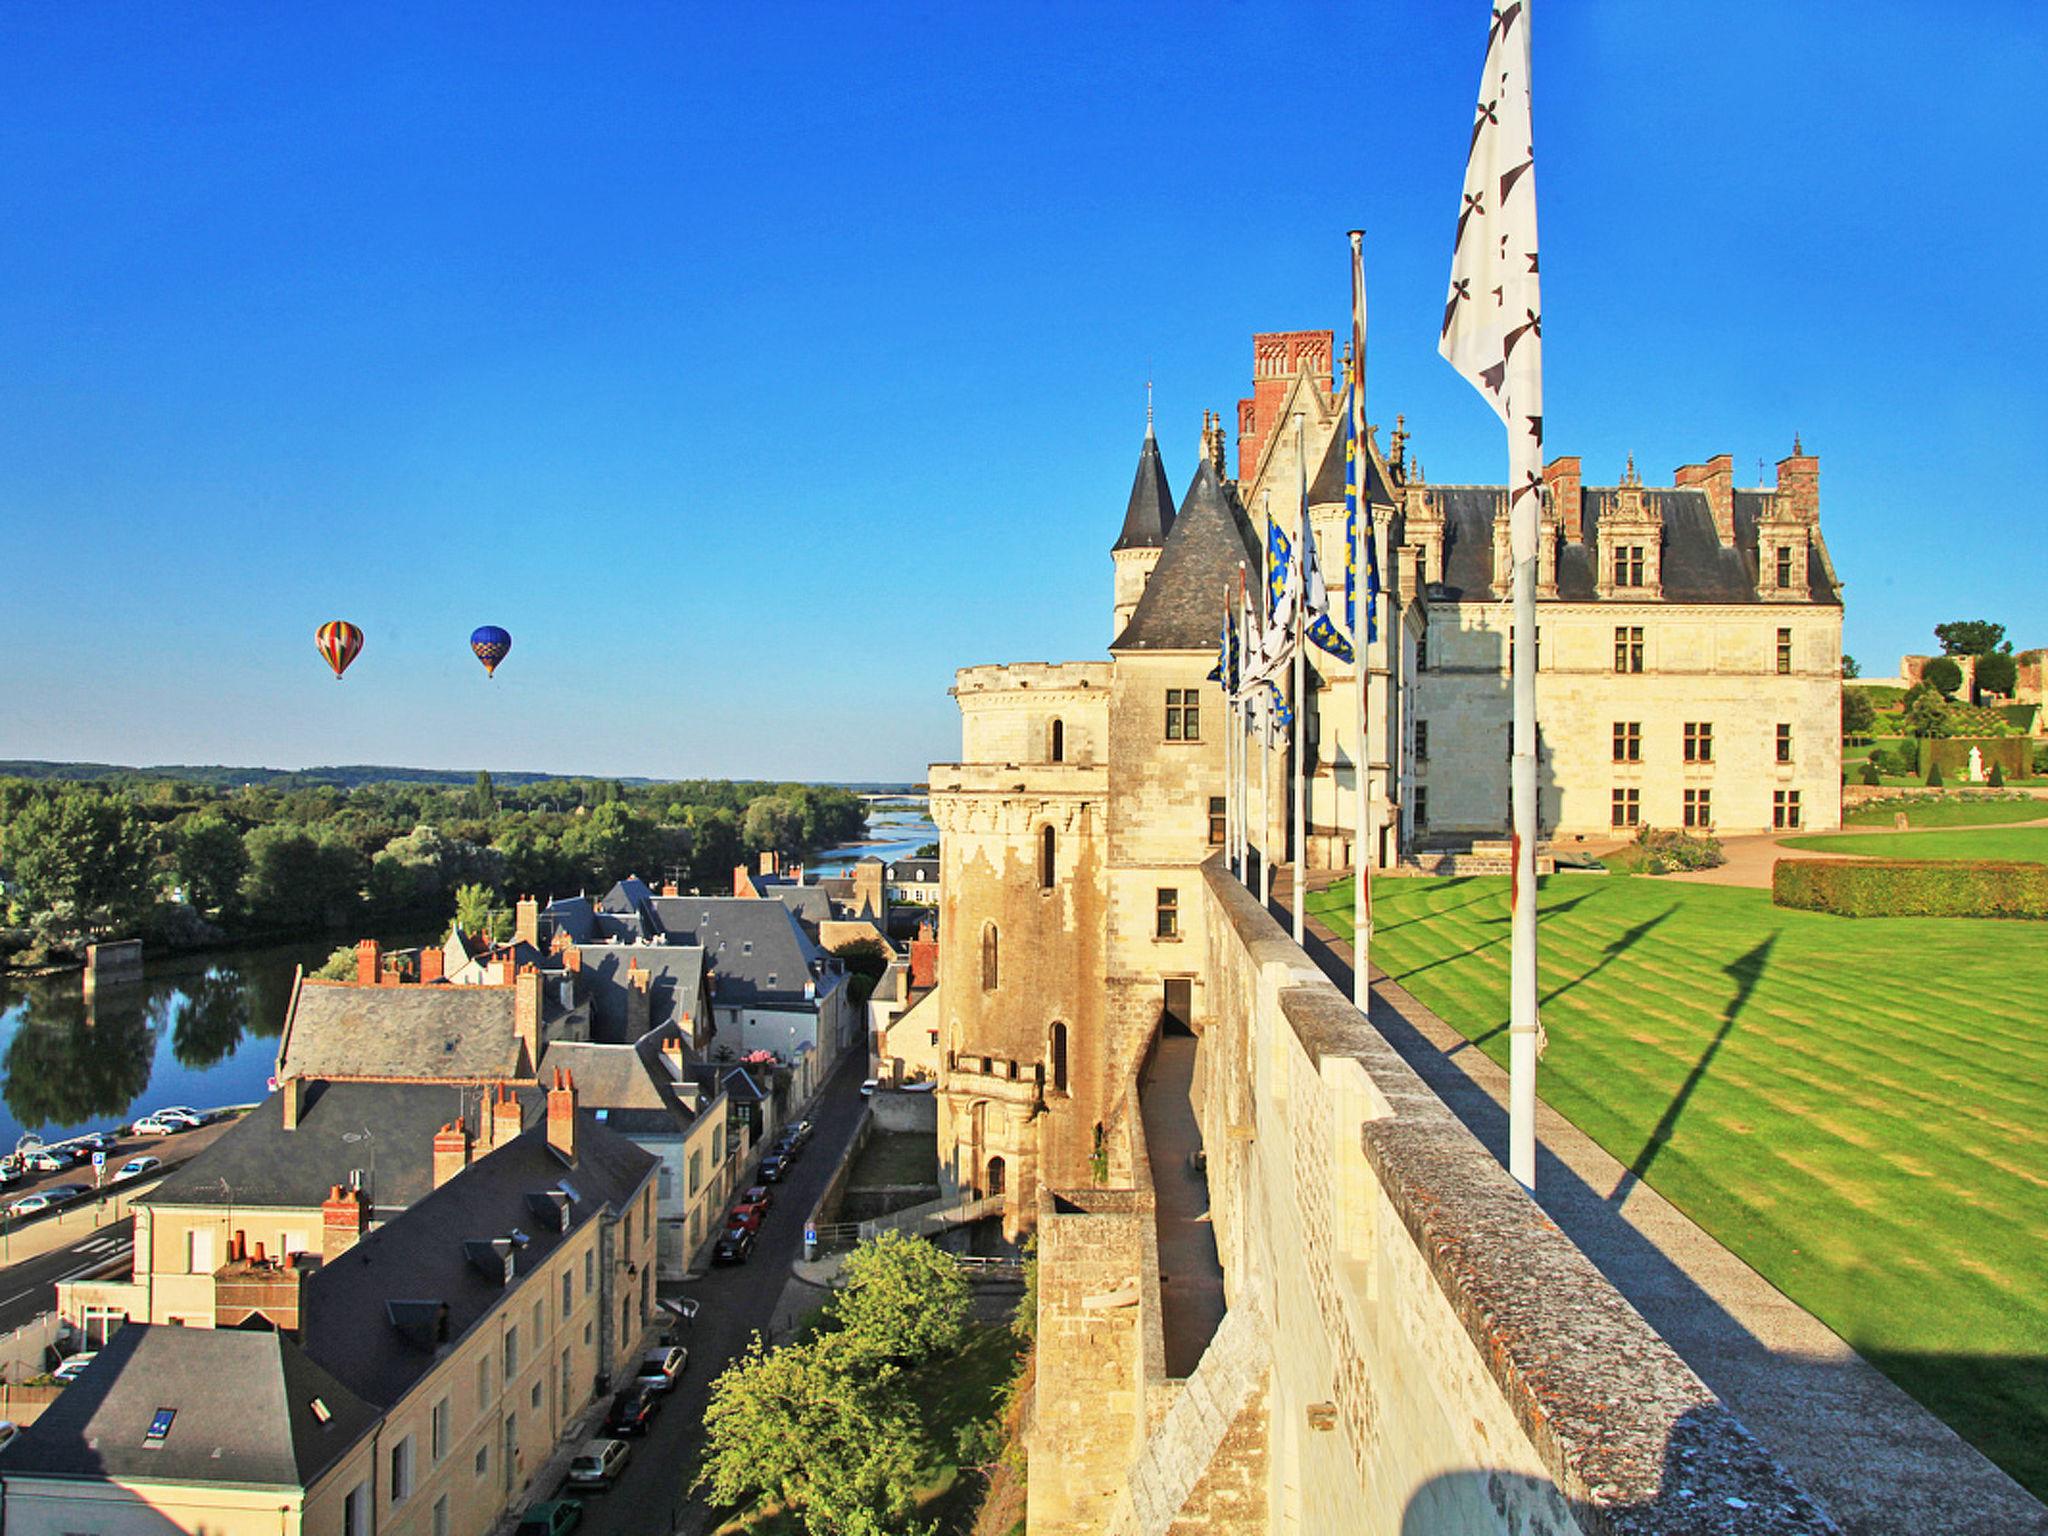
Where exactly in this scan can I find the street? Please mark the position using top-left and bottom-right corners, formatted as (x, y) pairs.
(0, 1218), (134, 1335)
(571, 1051), (871, 1536)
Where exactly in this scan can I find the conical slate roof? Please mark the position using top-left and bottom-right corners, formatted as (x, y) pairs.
(1112, 429), (1176, 552)
(1308, 418), (1400, 507)
(1112, 458), (1261, 652)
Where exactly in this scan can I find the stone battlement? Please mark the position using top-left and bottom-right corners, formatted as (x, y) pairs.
(954, 660), (1114, 697)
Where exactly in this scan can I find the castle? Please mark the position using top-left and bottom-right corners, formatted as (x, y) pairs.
(924, 331), (1866, 1534)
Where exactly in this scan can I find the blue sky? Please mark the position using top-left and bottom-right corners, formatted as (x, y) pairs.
(1, 2), (2039, 782)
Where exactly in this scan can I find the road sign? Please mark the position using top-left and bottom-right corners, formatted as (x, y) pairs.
(804, 1223), (816, 1244)
(93, 1150), (106, 1186)
(92, 1151), (105, 1167)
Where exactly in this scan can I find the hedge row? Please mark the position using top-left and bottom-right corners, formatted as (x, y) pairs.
(1773, 858), (2048, 920)
(1918, 736), (2030, 779)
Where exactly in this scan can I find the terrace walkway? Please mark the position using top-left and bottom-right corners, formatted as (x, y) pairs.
(1137, 1032), (1224, 1379)
(1265, 861), (2048, 1536)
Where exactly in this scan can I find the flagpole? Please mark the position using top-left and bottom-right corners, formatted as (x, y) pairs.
(1349, 230), (1373, 1015)
(1258, 499), (1274, 913)
(1292, 411), (1308, 946)
(1222, 577), (1237, 879)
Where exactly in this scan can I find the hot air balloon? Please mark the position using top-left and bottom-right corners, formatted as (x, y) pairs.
(316, 621), (364, 681)
(469, 625), (512, 678)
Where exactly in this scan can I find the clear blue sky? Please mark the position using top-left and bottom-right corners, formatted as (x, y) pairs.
(1, 3), (2039, 782)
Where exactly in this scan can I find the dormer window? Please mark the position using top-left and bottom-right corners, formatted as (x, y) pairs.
(1775, 544), (1794, 589)
(1615, 545), (1645, 586)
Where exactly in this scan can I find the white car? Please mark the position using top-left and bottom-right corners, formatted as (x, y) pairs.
(565, 1438), (630, 1489)
(114, 1156), (161, 1181)
(51, 1353), (96, 1384)
(636, 1346), (687, 1395)
(132, 1116), (183, 1137)
(149, 1107), (202, 1127)
(8, 1186), (86, 1217)
(861, 1079), (878, 1097)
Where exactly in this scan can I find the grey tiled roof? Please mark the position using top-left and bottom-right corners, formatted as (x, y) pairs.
(649, 896), (829, 1009)
(1112, 459), (1262, 652)
(885, 858), (939, 883)
(1112, 431), (1176, 552)
(0, 1324), (378, 1489)
(138, 1080), (533, 1217)
(542, 1024), (706, 1138)
(298, 1113), (655, 1411)
(577, 943), (708, 1043)
(279, 981), (527, 1082)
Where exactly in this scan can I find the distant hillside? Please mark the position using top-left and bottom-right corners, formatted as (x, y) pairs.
(0, 761), (636, 790)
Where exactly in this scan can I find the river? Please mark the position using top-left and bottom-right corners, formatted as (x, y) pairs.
(809, 796), (936, 871)
(0, 939), (338, 1151)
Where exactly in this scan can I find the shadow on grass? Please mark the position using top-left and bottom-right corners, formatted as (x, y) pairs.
(1390, 892), (1598, 991)
(1860, 1348), (2048, 1505)
(1613, 932), (1776, 1199)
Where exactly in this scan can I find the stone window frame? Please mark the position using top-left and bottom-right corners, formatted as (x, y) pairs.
(1683, 722), (1714, 764)
(1773, 789), (1803, 829)
(1155, 887), (1180, 941)
(1613, 626), (1645, 674)
(1776, 627), (1793, 675)
(1165, 689), (1201, 742)
(1683, 788), (1713, 829)
(1610, 787), (1641, 828)
(1612, 721), (1641, 763)
(1776, 723), (1793, 764)
(1615, 545), (1646, 587)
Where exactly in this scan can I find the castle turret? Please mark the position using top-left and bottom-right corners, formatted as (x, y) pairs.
(1111, 416), (1175, 638)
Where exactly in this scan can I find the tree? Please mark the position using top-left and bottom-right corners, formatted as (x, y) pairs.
(173, 814), (250, 917)
(831, 938), (891, 1010)
(1926, 760), (1944, 787)
(831, 1231), (971, 1365)
(1841, 689), (1875, 736)
(742, 795), (806, 861)
(312, 945), (357, 980)
(1, 788), (157, 938)
(242, 825), (368, 930)
(470, 770), (497, 819)
(1974, 651), (2018, 699)
(1988, 762), (2007, 788)
(1903, 688), (1953, 739)
(695, 1333), (930, 1536)
(914, 842), (940, 859)
(1934, 620), (2009, 657)
(1841, 654), (1861, 679)
(454, 882), (509, 941)
(1921, 657), (1963, 698)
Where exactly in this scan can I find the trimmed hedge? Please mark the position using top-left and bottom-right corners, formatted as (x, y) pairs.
(1773, 858), (2048, 920)
(1918, 736), (2029, 780)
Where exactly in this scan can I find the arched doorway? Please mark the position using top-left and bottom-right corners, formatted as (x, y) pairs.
(1050, 719), (1065, 762)
(986, 1156), (1007, 1197)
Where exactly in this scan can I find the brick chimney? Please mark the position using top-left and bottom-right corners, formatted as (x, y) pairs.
(1543, 456), (1584, 543)
(514, 965), (543, 1074)
(658, 1036), (685, 1079)
(214, 1243), (306, 1333)
(1235, 330), (1333, 481)
(732, 864), (753, 897)
(280, 1074), (309, 1131)
(661, 881), (679, 897)
(1775, 439), (1819, 523)
(910, 922), (939, 991)
(562, 944), (581, 974)
(322, 1183), (366, 1260)
(547, 1068), (577, 1162)
(1674, 453), (1736, 545)
(488, 1082), (523, 1152)
(355, 939), (381, 986)
(759, 851), (779, 877)
(624, 961), (651, 1038)
(515, 896), (540, 950)
(418, 945), (445, 984)
(433, 1119), (472, 1188)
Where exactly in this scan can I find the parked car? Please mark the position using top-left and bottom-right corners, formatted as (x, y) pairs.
(902, 1080), (936, 1093)
(861, 1078), (879, 1097)
(51, 1353), (97, 1384)
(725, 1202), (765, 1233)
(149, 1107), (202, 1128)
(756, 1154), (789, 1184)
(740, 1184), (772, 1211)
(9, 1185), (88, 1217)
(783, 1119), (814, 1147)
(603, 1387), (659, 1437)
(131, 1116), (184, 1137)
(24, 1147), (80, 1173)
(565, 1438), (630, 1490)
(75, 1132), (121, 1152)
(711, 1227), (756, 1265)
(114, 1156), (162, 1182)
(514, 1499), (583, 1536)
(0, 1161), (19, 1189)
(636, 1346), (687, 1395)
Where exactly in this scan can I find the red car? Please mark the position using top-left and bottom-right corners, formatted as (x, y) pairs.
(740, 1184), (773, 1211)
(725, 1201), (766, 1233)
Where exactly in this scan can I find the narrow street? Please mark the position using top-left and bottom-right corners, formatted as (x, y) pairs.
(572, 1051), (870, 1536)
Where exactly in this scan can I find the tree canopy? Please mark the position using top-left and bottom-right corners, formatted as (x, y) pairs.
(1934, 620), (2011, 657)
(1974, 651), (2019, 699)
(1921, 657), (1963, 698)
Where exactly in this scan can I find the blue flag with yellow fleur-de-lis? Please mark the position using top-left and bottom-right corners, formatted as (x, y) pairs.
(1206, 593), (1240, 695)
(1343, 391), (1380, 645)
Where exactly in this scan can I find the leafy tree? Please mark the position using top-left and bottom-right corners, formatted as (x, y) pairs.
(685, 807), (742, 892)
(831, 1231), (971, 1365)
(1974, 651), (2018, 699)
(1, 788), (156, 938)
(1841, 689), (1875, 736)
(1841, 654), (1861, 679)
(1013, 1234), (1038, 1342)
(695, 1333), (931, 1536)
(1859, 759), (1883, 786)
(1903, 689), (1952, 739)
(742, 795), (806, 861)
(914, 842), (939, 858)
(831, 938), (891, 1010)
(470, 770), (497, 819)
(312, 945), (358, 980)
(242, 825), (368, 930)
(174, 815), (249, 916)
(454, 882), (510, 941)
(1934, 620), (2010, 657)
(1921, 657), (1963, 698)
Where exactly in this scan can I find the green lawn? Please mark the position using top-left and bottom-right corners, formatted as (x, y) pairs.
(1779, 828), (2048, 863)
(1310, 873), (2048, 1497)
(1844, 797), (2048, 829)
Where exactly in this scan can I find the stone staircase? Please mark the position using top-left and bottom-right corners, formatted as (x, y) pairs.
(1108, 1306), (1272, 1536)
(1399, 838), (1556, 877)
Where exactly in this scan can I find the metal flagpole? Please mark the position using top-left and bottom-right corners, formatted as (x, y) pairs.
(1292, 412), (1308, 946)
(1240, 566), (1253, 885)
(1349, 231), (1373, 1014)
(1222, 578), (1237, 879)
(1258, 502), (1274, 912)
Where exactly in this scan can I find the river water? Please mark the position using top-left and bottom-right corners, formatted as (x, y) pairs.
(0, 939), (337, 1151)
(809, 797), (936, 871)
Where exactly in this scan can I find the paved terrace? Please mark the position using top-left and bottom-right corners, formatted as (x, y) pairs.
(1136, 1032), (1224, 1378)
(1267, 862), (2048, 1536)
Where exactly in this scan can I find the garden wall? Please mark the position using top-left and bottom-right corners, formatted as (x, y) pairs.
(1773, 858), (2048, 920)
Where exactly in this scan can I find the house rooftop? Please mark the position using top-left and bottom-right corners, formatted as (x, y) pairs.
(278, 979), (530, 1083)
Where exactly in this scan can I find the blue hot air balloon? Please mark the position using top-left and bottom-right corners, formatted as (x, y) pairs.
(469, 625), (512, 678)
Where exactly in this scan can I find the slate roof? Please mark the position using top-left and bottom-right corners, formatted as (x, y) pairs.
(0, 1322), (379, 1489)
(648, 896), (832, 1010)
(886, 858), (939, 883)
(1112, 458), (1262, 652)
(1307, 419), (1399, 508)
(1427, 484), (1841, 606)
(768, 883), (835, 929)
(279, 981), (526, 1083)
(542, 897), (599, 945)
(138, 1080), (532, 1217)
(298, 1113), (655, 1412)
(542, 1025), (704, 1138)
(1112, 429), (1176, 552)
(577, 942), (708, 1043)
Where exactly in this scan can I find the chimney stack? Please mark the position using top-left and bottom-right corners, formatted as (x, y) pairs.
(513, 965), (543, 1074)
(214, 1240), (306, 1333)
(658, 1036), (685, 1079)
(355, 939), (381, 986)
(488, 1083), (523, 1152)
(624, 961), (652, 1038)
(1543, 456), (1584, 543)
(547, 1068), (578, 1162)
(280, 1075), (309, 1131)
(418, 945), (445, 984)
(562, 944), (582, 974)
(433, 1119), (472, 1188)
(1674, 453), (1736, 545)
(910, 922), (939, 991)
(515, 896), (540, 950)
(661, 881), (679, 897)
(322, 1183), (366, 1260)
(1775, 439), (1819, 524)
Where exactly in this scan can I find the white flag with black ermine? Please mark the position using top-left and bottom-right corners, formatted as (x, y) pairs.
(1441, 0), (1543, 561)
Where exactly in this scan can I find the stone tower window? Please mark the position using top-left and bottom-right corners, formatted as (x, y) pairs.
(1050, 718), (1065, 763)
(1039, 825), (1056, 889)
(1050, 1022), (1068, 1094)
(981, 923), (999, 991)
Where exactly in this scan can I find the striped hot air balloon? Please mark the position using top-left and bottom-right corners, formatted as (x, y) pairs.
(469, 625), (512, 678)
(316, 621), (364, 680)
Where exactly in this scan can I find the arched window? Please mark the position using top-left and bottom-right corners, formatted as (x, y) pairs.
(986, 1156), (1007, 1197)
(1050, 1021), (1069, 1094)
(1050, 718), (1065, 762)
(1039, 824), (1056, 889)
(981, 923), (999, 991)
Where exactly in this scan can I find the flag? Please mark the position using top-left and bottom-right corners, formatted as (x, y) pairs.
(1440, 0), (1543, 557)
(1342, 391), (1379, 646)
(1207, 592), (1240, 695)
(1266, 515), (1295, 628)
(1302, 489), (1353, 668)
